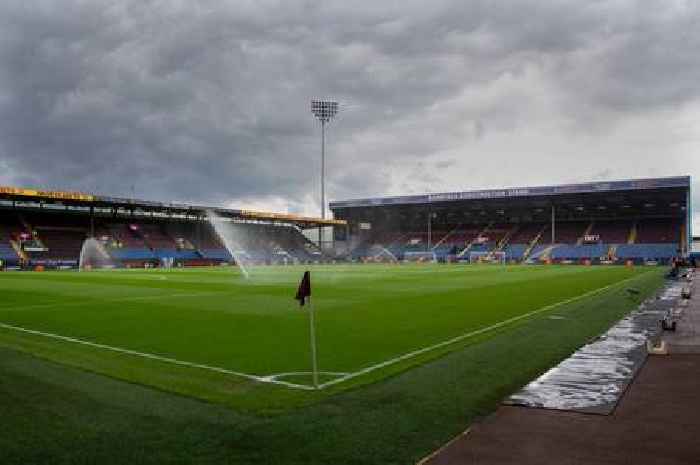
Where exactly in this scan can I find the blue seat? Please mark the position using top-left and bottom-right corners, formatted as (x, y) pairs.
(109, 248), (155, 260)
(550, 244), (608, 260)
(528, 244), (552, 260)
(615, 243), (678, 260)
(200, 249), (232, 260)
(0, 242), (19, 265)
(153, 249), (200, 260)
(505, 244), (527, 260)
(470, 243), (492, 253)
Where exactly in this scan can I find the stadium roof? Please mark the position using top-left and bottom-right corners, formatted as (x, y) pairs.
(330, 176), (691, 210)
(0, 185), (345, 229)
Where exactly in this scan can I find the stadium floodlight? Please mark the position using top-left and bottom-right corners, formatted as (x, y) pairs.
(311, 100), (339, 248)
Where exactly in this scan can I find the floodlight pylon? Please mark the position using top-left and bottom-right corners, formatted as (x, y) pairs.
(310, 100), (339, 249)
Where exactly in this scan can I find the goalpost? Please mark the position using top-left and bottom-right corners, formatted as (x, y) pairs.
(468, 251), (506, 265)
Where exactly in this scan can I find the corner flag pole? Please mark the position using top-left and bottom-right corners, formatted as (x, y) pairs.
(308, 296), (320, 388)
(295, 270), (319, 389)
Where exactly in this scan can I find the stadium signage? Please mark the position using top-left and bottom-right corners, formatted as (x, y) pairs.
(0, 186), (94, 202)
(0, 186), (348, 228)
(583, 234), (601, 243)
(23, 246), (47, 252)
(428, 188), (530, 202)
(330, 176), (690, 209)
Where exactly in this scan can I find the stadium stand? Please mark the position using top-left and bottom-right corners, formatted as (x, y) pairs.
(331, 178), (689, 264)
(636, 218), (681, 243)
(0, 218), (20, 265)
(31, 229), (86, 262)
(485, 223), (512, 248)
(549, 243), (609, 260)
(348, 214), (684, 264)
(552, 221), (587, 244)
(0, 176), (689, 268)
(504, 243), (528, 261)
(615, 243), (679, 261)
(447, 226), (482, 248)
(0, 211), (326, 268)
(509, 223), (547, 245)
(589, 220), (633, 244)
(21, 213), (83, 261)
(527, 244), (553, 261)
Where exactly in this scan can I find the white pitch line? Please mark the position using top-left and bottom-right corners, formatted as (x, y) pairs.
(317, 272), (651, 390)
(262, 371), (349, 382)
(0, 322), (316, 391)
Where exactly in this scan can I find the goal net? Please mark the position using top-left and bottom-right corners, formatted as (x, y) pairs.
(468, 251), (506, 265)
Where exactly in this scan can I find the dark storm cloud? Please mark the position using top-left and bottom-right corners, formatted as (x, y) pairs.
(0, 0), (698, 216)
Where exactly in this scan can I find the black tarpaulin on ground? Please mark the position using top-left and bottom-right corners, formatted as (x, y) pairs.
(505, 281), (682, 415)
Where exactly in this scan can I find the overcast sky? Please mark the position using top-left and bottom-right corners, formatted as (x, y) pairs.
(0, 0), (698, 229)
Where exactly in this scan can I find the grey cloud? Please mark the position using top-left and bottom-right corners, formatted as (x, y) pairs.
(435, 159), (456, 170)
(0, 0), (698, 220)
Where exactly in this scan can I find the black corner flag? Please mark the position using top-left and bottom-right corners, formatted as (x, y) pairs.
(296, 270), (318, 387)
(295, 271), (311, 307)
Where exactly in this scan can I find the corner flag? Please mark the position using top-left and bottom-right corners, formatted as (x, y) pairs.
(295, 270), (319, 388)
(295, 271), (311, 306)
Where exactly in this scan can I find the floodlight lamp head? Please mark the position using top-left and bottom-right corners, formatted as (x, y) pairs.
(311, 100), (338, 123)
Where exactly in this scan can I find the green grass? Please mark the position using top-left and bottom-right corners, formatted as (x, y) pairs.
(0, 264), (656, 412)
(0, 264), (666, 464)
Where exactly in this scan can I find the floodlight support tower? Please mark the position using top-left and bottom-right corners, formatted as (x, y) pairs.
(311, 100), (338, 250)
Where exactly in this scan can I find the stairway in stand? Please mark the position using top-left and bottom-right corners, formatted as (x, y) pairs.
(522, 224), (548, 261)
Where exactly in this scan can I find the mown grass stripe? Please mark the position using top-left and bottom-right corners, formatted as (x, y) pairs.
(318, 272), (650, 389)
(0, 321), (316, 391)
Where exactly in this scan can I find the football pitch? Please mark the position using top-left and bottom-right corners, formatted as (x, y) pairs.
(0, 263), (658, 412)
